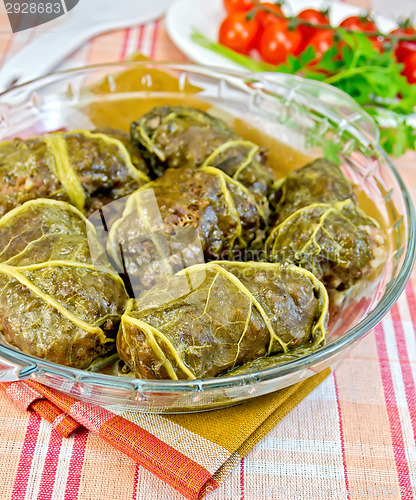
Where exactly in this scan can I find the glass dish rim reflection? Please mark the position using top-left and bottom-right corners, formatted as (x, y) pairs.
(0, 61), (415, 392)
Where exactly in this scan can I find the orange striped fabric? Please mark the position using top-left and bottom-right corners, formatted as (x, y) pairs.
(0, 373), (329, 500)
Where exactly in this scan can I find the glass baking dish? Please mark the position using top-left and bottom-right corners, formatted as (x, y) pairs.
(0, 62), (414, 413)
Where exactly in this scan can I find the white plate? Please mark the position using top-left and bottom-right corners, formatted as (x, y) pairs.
(166, 0), (396, 71)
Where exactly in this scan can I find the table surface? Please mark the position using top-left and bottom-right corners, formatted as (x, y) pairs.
(0, 1), (415, 499)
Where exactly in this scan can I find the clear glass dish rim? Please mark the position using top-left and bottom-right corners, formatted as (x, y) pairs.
(0, 61), (415, 392)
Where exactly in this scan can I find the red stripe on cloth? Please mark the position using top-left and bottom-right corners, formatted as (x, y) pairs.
(375, 323), (413, 499)
(11, 411), (42, 500)
(137, 25), (145, 51)
(391, 302), (416, 436)
(132, 463), (140, 500)
(64, 428), (89, 500)
(240, 457), (245, 500)
(99, 415), (212, 500)
(333, 372), (350, 500)
(405, 283), (416, 335)
(37, 429), (64, 500)
(150, 20), (159, 59)
(121, 28), (131, 61)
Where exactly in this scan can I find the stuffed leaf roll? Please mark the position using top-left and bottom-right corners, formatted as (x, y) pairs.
(0, 129), (150, 218)
(267, 159), (386, 295)
(130, 105), (275, 208)
(117, 261), (328, 380)
(0, 199), (129, 369)
(270, 158), (355, 222)
(107, 165), (263, 293)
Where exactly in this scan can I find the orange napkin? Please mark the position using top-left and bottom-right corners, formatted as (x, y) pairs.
(1, 369), (329, 499)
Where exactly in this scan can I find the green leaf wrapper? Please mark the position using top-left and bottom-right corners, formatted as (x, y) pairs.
(117, 261), (329, 380)
(0, 129), (150, 218)
(107, 165), (264, 293)
(130, 105), (276, 211)
(266, 159), (386, 296)
(0, 199), (129, 369)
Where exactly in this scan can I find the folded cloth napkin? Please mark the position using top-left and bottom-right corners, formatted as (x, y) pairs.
(0, 369), (329, 499)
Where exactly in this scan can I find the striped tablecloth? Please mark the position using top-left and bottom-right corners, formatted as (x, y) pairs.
(0, 1), (415, 499)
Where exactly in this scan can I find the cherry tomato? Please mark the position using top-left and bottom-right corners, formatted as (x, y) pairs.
(297, 9), (330, 41)
(308, 29), (335, 64)
(258, 22), (302, 65)
(339, 15), (383, 52)
(402, 52), (416, 83)
(223, 0), (254, 14)
(219, 12), (260, 54)
(390, 25), (416, 62)
(339, 15), (377, 32)
(255, 2), (284, 29)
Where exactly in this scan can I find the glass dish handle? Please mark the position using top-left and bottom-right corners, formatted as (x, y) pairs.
(254, 73), (380, 146)
(0, 350), (39, 381)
